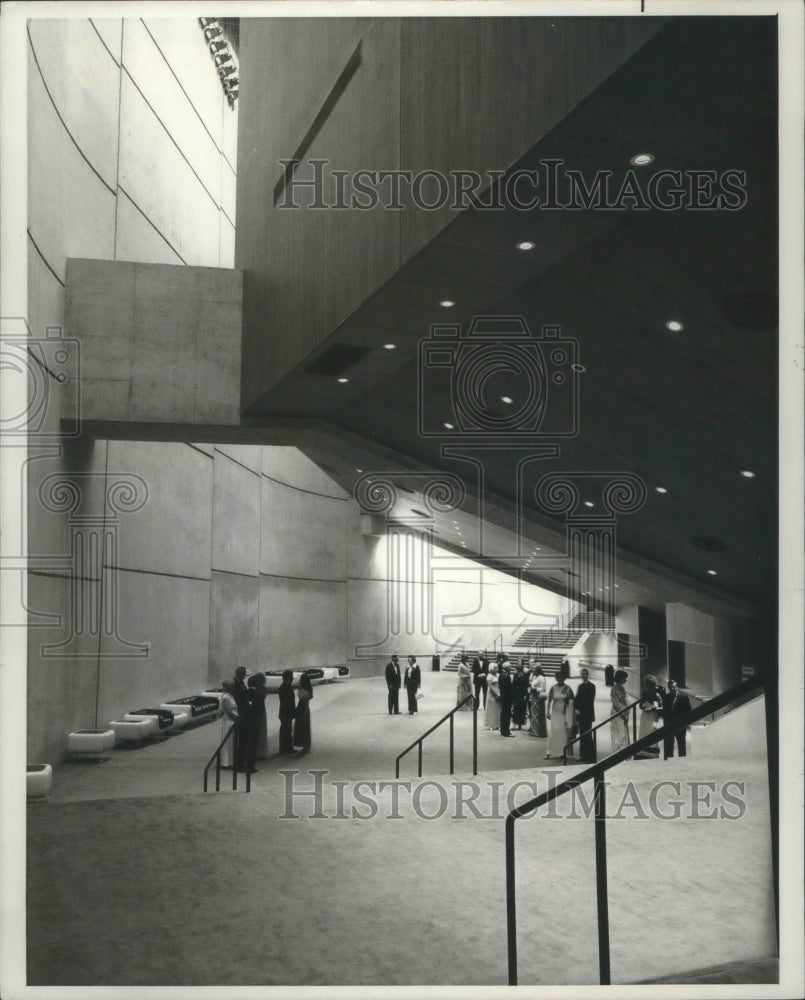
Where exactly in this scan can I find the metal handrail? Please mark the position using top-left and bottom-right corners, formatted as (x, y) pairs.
(202, 719), (251, 793)
(562, 698), (641, 764)
(505, 670), (772, 986)
(395, 695), (477, 778)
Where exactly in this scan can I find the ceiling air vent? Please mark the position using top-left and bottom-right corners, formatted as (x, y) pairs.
(304, 343), (372, 376)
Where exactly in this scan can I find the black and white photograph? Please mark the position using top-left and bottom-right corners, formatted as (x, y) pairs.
(1, 0), (803, 996)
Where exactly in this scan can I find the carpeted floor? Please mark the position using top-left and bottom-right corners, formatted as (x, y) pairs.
(26, 674), (777, 988)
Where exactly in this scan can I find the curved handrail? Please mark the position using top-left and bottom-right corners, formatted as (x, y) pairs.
(505, 670), (772, 986)
(562, 698), (641, 764)
(203, 719), (250, 793)
(395, 695), (477, 778)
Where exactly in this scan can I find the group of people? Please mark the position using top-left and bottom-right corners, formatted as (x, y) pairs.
(609, 670), (692, 759)
(384, 654), (423, 715)
(218, 665), (314, 773)
(453, 652), (595, 758)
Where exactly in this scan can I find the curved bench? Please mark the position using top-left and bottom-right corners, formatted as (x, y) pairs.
(110, 717), (158, 744)
(124, 708), (176, 732)
(27, 763), (53, 799)
(67, 729), (115, 758)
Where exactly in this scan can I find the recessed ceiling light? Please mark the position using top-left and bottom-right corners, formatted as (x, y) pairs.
(571, 363), (586, 373)
(443, 422), (454, 430)
(584, 501), (595, 508)
(665, 319), (684, 332)
(740, 470), (756, 478)
(439, 300), (455, 308)
(337, 377), (349, 383)
(500, 395), (513, 405)
(356, 468), (363, 473)
(383, 343), (396, 350)
(516, 241), (536, 251)
(582, 591), (590, 596)
(614, 584), (619, 588)
(655, 486), (668, 494)
(630, 152), (655, 166)
(707, 569), (718, 576)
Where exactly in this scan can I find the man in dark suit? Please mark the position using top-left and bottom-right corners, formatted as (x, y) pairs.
(498, 664), (515, 736)
(404, 656), (421, 714)
(232, 666), (250, 769)
(278, 669), (296, 754)
(385, 654), (402, 715)
(574, 667), (597, 763)
(661, 679), (692, 757)
(471, 650), (488, 708)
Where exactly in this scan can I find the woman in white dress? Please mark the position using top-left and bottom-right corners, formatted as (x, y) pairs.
(456, 655), (474, 710)
(484, 665), (501, 729)
(219, 680), (239, 769)
(609, 669), (631, 753)
(636, 674), (663, 757)
(545, 671), (575, 759)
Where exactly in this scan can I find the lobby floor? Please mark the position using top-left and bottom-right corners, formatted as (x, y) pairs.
(26, 672), (777, 989)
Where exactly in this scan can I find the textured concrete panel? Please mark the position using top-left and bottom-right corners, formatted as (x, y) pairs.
(122, 18), (223, 201)
(216, 444), (261, 474)
(28, 18), (120, 189)
(211, 450), (261, 576)
(258, 576), (347, 670)
(260, 475), (348, 581)
(28, 58), (116, 281)
(208, 571), (259, 684)
(65, 260), (242, 427)
(27, 572), (102, 763)
(97, 570), (210, 724)
(141, 19), (225, 147)
(219, 214), (235, 269)
(89, 18), (122, 61)
(238, 18), (401, 407)
(261, 446), (349, 498)
(106, 440), (213, 580)
(119, 73), (221, 266)
(115, 191), (185, 266)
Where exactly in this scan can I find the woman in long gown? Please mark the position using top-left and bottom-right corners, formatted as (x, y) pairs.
(609, 668), (631, 753)
(247, 672), (270, 761)
(293, 671), (313, 752)
(636, 673), (663, 757)
(528, 666), (547, 737)
(545, 671), (575, 759)
(456, 656), (473, 710)
(484, 665), (501, 730)
(219, 680), (239, 768)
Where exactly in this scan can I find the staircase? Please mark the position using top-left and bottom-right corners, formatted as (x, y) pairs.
(513, 628), (578, 650)
(570, 612), (615, 632)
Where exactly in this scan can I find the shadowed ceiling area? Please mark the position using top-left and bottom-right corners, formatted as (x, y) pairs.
(240, 16), (778, 612)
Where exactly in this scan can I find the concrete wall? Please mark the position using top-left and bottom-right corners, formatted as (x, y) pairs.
(26, 17), (238, 764)
(236, 16), (665, 410)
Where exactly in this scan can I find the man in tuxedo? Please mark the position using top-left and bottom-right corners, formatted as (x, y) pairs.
(404, 656), (421, 714)
(471, 650), (488, 708)
(574, 668), (597, 763)
(278, 669), (296, 754)
(385, 654), (402, 715)
(661, 679), (692, 757)
(232, 665), (250, 769)
(498, 663), (515, 737)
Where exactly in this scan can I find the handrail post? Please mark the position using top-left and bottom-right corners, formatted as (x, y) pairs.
(215, 753), (221, 792)
(631, 703), (637, 743)
(594, 773), (611, 985)
(473, 697), (478, 776)
(506, 815), (518, 985)
(418, 741), (423, 777)
(395, 755), (400, 779)
(449, 714), (454, 774)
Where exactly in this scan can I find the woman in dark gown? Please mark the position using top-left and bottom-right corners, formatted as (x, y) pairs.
(293, 671), (313, 752)
(244, 672), (268, 772)
(511, 660), (529, 729)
